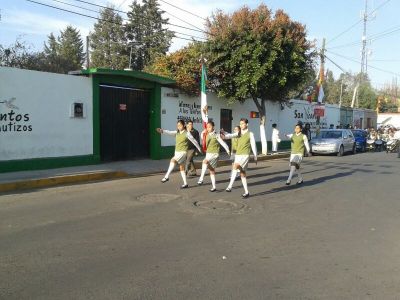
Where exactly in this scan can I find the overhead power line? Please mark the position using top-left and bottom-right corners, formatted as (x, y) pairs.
(327, 50), (400, 77)
(164, 11), (204, 32)
(158, 0), (207, 21)
(51, 0), (206, 39)
(26, 0), (206, 42)
(69, 0), (208, 34)
(327, 23), (400, 50)
(51, 0), (99, 14)
(326, 0), (392, 46)
(324, 55), (348, 73)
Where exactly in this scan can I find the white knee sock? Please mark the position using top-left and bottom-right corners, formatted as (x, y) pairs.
(210, 173), (216, 189)
(165, 162), (175, 178)
(228, 169), (237, 189)
(297, 170), (303, 182)
(180, 170), (187, 185)
(199, 163), (207, 182)
(287, 166), (296, 182)
(241, 176), (249, 194)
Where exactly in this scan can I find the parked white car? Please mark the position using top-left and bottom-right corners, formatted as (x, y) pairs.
(311, 129), (356, 156)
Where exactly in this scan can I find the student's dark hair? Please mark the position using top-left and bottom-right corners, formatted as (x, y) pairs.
(187, 120), (193, 125)
(207, 121), (215, 127)
(272, 123), (277, 128)
(177, 119), (186, 129)
(296, 123), (303, 130)
(234, 125), (241, 137)
(240, 118), (249, 124)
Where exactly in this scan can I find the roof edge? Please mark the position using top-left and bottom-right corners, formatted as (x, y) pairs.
(71, 68), (176, 85)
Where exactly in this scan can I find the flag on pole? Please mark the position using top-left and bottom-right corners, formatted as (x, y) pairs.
(317, 84), (325, 104)
(200, 63), (208, 151)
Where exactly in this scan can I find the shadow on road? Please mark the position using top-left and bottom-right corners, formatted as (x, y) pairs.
(251, 171), (356, 198)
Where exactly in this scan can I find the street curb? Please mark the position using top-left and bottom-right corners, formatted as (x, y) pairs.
(0, 171), (129, 193)
(0, 153), (289, 193)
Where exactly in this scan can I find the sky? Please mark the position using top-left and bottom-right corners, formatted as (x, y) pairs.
(1, 0), (400, 89)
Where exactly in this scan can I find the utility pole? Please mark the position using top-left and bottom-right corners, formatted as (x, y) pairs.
(360, 0), (368, 75)
(86, 36), (90, 69)
(319, 38), (326, 85)
(315, 38), (326, 127)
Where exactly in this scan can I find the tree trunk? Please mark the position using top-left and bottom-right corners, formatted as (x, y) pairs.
(253, 97), (268, 155)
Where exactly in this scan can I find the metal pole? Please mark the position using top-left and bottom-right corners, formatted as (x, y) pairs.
(339, 79), (343, 108)
(86, 36), (90, 69)
(361, 0), (368, 75)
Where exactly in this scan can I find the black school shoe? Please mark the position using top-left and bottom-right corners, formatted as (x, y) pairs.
(210, 188), (216, 192)
(296, 180), (304, 185)
(225, 187), (232, 192)
(161, 177), (169, 183)
(242, 193), (250, 199)
(181, 184), (189, 189)
(285, 180), (291, 185)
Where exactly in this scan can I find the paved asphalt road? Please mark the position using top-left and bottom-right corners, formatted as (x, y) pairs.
(1, 152), (400, 300)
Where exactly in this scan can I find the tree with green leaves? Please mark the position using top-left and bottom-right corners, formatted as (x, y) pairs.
(125, 0), (174, 70)
(206, 5), (315, 154)
(41, 26), (85, 73)
(42, 33), (64, 73)
(321, 71), (377, 109)
(145, 42), (208, 95)
(57, 26), (85, 72)
(90, 7), (129, 70)
(0, 38), (45, 70)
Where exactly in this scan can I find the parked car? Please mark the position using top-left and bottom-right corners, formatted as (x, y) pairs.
(351, 129), (368, 152)
(311, 129), (356, 156)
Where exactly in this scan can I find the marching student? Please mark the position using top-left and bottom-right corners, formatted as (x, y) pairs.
(230, 126), (241, 179)
(197, 121), (230, 192)
(222, 118), (257, 198)
(285, 123), (311, 185)
(156, 120), (202, 189)
(185, 120), (201, 176)
(271, 123), (281, 153)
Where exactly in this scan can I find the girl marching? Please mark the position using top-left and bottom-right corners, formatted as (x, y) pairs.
(197, 121), (230, 192)
(222, 118), (257, 198)
(156, 120), (202, 188)
(285, 123), (311, 185)
(230, 126), (241, 179)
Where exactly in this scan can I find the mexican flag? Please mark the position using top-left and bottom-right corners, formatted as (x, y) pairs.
(201, 63), (208, 151)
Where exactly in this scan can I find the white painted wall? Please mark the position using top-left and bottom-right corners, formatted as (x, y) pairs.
(278, 100), (341, 138)
(0, 67), (93, 161)
(160, 87), (342, 146)
(378, 113), (400, 128)
(161, 87), (265, 146)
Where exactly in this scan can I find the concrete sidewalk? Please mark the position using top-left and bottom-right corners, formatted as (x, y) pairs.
(0, 152), (289, 193)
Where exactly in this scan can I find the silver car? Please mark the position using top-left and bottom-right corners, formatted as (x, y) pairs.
(311, 129), (356, 156)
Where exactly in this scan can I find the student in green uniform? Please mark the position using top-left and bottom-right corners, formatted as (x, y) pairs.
(197, 121), (230, 192)
(223, 118), (257, 198)
(156, 120), (202, 188)
(230, 126), (241, 179)
(285, 123), (311, 185)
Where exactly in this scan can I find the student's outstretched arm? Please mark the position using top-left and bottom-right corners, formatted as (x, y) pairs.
(303, 135), (311, 154)
(156, 128), (177, 136)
